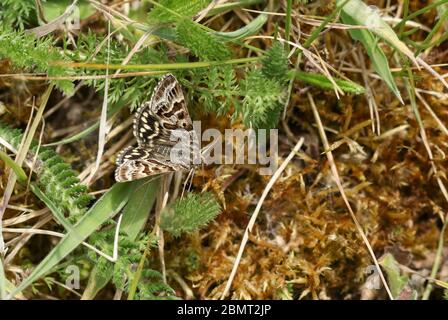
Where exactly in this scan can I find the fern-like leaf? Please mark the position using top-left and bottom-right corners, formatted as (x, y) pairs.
(238, 69), (285, 129)
(262, 41), (289, 85)
(161, 192), (221, 237)
(68, 33), (164, 110)
(0, 0), (35, 29)
(0, 27), (74, 95)
(176, 19), (231, 61)
(187, 65), (238, 116)
(147, 0), (210, 24)
(0, 122), (94, 221)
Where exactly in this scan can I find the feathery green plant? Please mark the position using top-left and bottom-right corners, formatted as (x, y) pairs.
(134, 269), (178, 300)
(88, 230), (177, 299)
(67, 32), (167, 110)
(145, 0), (290, 129)
(0, 27), (74, 95)
(235, 42), (289, 129)
(0, 0), (35, 29)
(236, 41), (289, 129)
(186, 65), (238, 116)
(185, 42), (289, 129)
(9, 182), (135, 297)
(0, 122), (93, 222)
(239, 69), (285, 129)
(176, 19), (231, 61)
(161, 192), (221, 237)
(147, 0), (210, 24)
(262, 41), (289, 85)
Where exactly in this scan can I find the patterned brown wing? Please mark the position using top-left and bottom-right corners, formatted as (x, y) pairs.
(115, 145), (189, 182)
(133, 74), (193, 147)
(115, 74), (196, 183)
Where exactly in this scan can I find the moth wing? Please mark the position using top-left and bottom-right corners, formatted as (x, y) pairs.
(133, 74), (193, 147)
(114, 145), (189, 182)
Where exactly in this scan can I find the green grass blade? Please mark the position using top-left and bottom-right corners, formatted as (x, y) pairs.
(1, 150), (81, 236)
(214, 13), (267, 42)
(205, 0), (266, 17)
(45, 121), (99, 147)
(340, 6), (403, 102)
(80, 263), (113, 300)
(81, 179), (158, 299)
(0, 272), (26, 299)
(290, 71), (365, 94)
(379, 253), (417, 299)
(120, 179), (159, 239)
(0, 150), (27, 182)
(437, 2), (448, 31)
(395, 0), (448, 31)
(338, 0), (417, 66)
(9, 182), (134, 298)
(285, 0), (292, 52)
(29, 183), (76, 233)
(416, 9), (448, 53)
(63, 57), (259, 71)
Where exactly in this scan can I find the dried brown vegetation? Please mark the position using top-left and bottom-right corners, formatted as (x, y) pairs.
(1, 0), (448, 300)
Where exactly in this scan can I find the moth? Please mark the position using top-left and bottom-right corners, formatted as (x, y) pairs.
(115, 74), (198, 182)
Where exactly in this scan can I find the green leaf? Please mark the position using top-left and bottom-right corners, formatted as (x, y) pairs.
(337, 0), (417, 65)
(161, 192), (221, 237)
(10, 182), (135, 298)
(238, 69), (284, 129)
(290, 71), (365, 94)
(0, 0), (35, 29)
(437, 2), (448, 31)
(0, 150), (27, 182)
(176, 19), (231, 61)
(41, 0), (95, 21)
(340, 9), (402, 102)
(0, 138), (84, 234)
(0, 27), (74, 95)
(214, 13), (267, 42)
(81, 179), (158, 299)
(0, 121), (94, 220)
(379, 253), (418, 300)
(262, 41), (289, 85)
(30, 183), (77, 234)
(121, 179), (159, 239)
(80, 263), (113, 300)
(147, 0), (210, 24)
